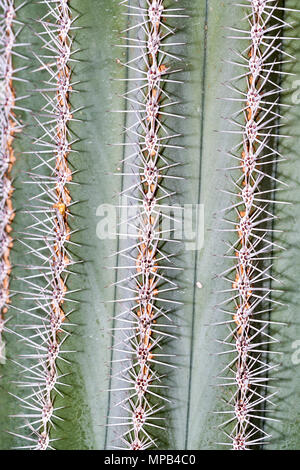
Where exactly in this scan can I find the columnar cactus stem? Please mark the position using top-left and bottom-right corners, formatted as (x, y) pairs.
(217, 0), (297, 449)
(0, 0), (20, 362)
(11, 0), (79, 450)
(108, 0), (185, 449)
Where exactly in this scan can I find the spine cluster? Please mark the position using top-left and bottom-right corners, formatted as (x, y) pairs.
(218, 0), (293, 449)
(109, 0), (184, 449)
(13, 0), (76, 450)
(0, 0), (17, 361)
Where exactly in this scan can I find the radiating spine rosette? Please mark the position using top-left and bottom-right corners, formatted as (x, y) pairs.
(11, 0), (80, 450)
(108, 0), (186, 450)
(216, 0), (298, 449)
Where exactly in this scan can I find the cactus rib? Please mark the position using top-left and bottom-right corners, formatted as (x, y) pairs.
(0, 0), (26, 362)
(217, 0), (298, 449)
(107, 0), (186, 450)
(11, 0), (78, 450)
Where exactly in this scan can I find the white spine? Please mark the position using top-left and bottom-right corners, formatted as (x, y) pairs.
(108, 0), (185, 449)
(12, 0), (77, 450)
(0, 0), (17, 361)
(217, 0), (296, 449)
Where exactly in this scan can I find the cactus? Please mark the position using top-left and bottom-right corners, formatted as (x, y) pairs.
(105, 0), (187, 450)
(0, 0), (299, 451)
(216, 0), (295, 449)
(5, 0), (78, 449)
(0, 0), (27, 366)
